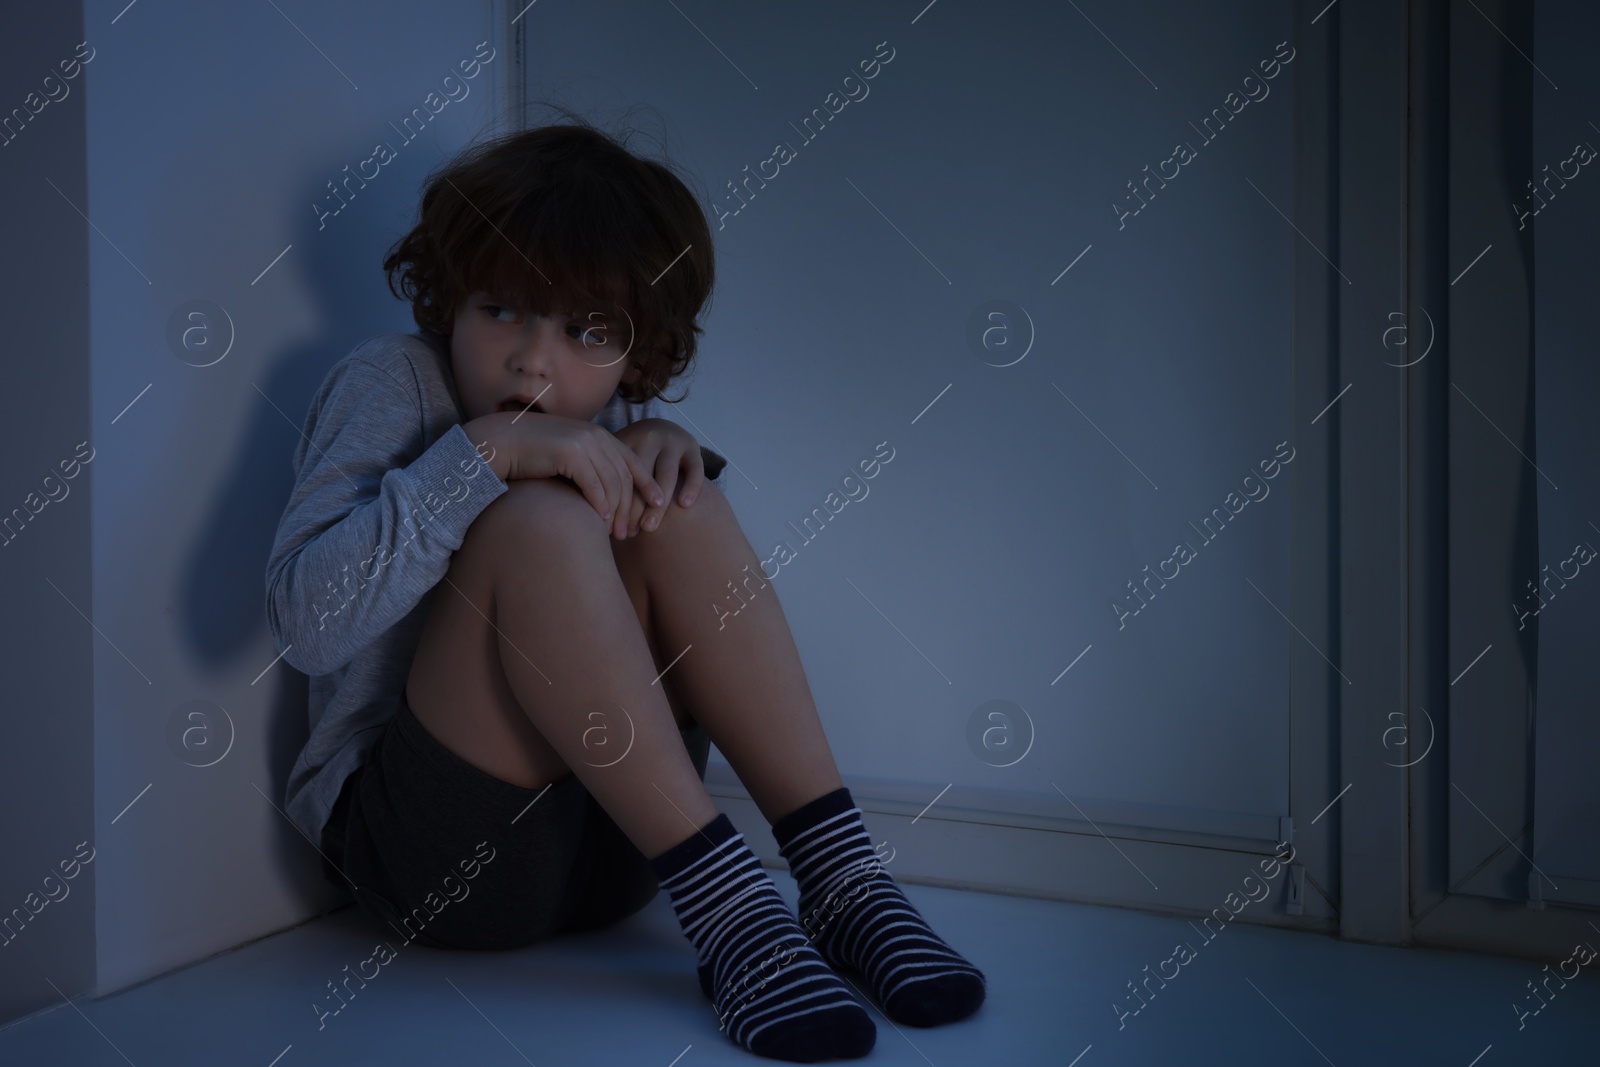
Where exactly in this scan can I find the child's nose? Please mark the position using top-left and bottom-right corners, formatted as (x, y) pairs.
(511, 319), (562, 374)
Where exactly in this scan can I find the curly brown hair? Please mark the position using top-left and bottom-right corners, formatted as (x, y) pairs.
(383, 116), (715, 405)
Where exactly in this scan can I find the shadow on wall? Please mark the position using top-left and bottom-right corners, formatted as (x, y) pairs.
(171, 167), (423, 899)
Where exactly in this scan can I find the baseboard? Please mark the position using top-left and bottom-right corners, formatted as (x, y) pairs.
(704, 761), (1335, 932)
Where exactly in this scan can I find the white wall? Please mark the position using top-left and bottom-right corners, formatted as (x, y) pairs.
(0, 0), (97, 1028)
(79, 0), (510, 996)
(521, 0), (1295, 838)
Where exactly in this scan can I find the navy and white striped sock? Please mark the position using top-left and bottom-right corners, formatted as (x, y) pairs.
(649, 812), (875, 1062)
(773, 788), (986, 1027)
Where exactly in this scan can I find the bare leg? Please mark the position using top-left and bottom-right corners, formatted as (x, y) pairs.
(610, 479), (844, 824)
(614, 496), (987, 1034)
(404, 477), (716, 859)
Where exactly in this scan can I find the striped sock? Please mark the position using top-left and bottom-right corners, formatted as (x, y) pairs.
(649, 812), (875, 1062)
(773, 788), (986, 1027)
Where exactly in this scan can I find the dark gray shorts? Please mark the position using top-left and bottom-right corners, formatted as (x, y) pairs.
(319, 693), (710, 951)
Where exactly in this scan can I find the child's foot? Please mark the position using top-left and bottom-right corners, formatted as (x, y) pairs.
(773, 788), (986, 1028)
(650, 812), (876, 1062)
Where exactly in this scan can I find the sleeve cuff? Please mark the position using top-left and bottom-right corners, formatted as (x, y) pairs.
(394, 422), (510, 549)
(700, 444), (728, 481)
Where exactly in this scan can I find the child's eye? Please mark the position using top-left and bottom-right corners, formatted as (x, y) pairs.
(567, 319), (608, 348)
(482, 304), (521, 324)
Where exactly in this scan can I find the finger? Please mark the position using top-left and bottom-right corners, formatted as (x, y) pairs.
(677, 452), (707, 508)
(627, 494), (648, 539)
(565, 446), (614, 526)
(574, 438), (619, 535)
(610, 435), (652, 540)
(643, 451), (680, 533)
(585, 445), (618, 534)
(609, 442), (634, 540)
(617, 442), (664, 535)
(621, 439), (666, 509)
(589, 427), (630, 538)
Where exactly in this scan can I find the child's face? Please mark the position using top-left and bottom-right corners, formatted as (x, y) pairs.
(449, 290), (641, 423)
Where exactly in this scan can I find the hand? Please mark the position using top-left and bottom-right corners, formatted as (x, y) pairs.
(466, 411), (665, 541)
(612, 418), (707, 538)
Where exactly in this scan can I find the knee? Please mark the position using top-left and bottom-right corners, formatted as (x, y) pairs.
(468, 477), (607, 554)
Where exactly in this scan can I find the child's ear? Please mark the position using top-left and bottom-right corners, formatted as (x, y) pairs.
(619, 361), (641, 386)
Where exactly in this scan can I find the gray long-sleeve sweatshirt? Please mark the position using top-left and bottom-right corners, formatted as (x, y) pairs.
(264, 330), (724, 848)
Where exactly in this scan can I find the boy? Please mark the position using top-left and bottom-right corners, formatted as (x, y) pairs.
(265, 120), (983, 1061)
